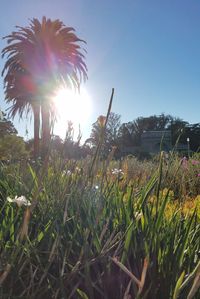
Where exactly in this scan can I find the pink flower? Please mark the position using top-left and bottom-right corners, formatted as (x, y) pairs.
(191, 160), (200, 165)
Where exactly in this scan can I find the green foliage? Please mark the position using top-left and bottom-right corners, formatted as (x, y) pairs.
(0, 151), (199, 298)
(0, 135), (28, 161)
(118, 114), (174, 147)
(0, 111), (28, 161)
(117, 114), (200, 154)
(89, 112), (121, 157)
(0, 111), (17, 137)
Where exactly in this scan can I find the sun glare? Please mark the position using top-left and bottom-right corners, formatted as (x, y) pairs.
(52, 87), (91, 138)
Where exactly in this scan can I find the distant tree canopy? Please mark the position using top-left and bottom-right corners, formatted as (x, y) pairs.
(0, 134), (28, 161)
(0, 112), (28, 160)
(118, 114), (174, 147)
(118, 114), (199, 149)
(1, 111), (198, 161)
(47, 122), (91, 160)
(180, 123), (200, 151)
(89, 113), (200, 158)
(0, 111), (18, 137)
(88, 112), (121, 157)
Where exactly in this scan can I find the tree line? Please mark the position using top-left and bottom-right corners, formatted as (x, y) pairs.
(0, 111), (199, 161)
(88, 112), (200, 158)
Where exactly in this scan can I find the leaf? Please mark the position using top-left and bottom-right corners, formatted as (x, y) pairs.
(155, 188), (170, 231)
(180, 261), (200, 291)
(10, 206), (14, 242)
(76, 288), (89, 299)
(139, 258), (149, 294)
(176, 210), (196, 268)
(28, 163), (38, 189)
(111, 257), (140, 286)
(187, 268), (200, 299)
(121, 220), (134, 264)
(173, 271), (185, 299)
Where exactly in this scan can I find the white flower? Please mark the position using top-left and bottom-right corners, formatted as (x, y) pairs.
(7, 196), (31, 207)
(62, 170), (72, 176)
(111, 168), (124, 175)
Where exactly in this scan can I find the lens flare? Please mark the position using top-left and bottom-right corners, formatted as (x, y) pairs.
(52, 87), (91, 138)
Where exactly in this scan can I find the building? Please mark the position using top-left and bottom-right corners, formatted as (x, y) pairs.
(141, 130), (172, 153)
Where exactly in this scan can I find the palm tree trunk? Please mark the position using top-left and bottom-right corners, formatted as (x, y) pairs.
(41, 101), (50, 158)
(33, 103), (40, 159)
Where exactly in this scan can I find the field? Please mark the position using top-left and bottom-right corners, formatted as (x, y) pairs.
(0, 152), (200, 299)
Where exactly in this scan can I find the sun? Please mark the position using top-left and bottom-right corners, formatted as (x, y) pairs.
(52, 87), (91, 138)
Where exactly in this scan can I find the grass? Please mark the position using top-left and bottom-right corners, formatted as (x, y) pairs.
(0, 151), (199, 298)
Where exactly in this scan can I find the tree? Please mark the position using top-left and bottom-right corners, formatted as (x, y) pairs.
(186, 124), (200, 151)
(169, 118), (188, 145)
(0, 110), (28, 160)
(118, 114), (174, 147)
(2, 17), (87, 158)
(89, 112), (121, 157)
(117, 121), (138, 147)
(106, 112), (121, 144)
(117, 114), (200, 156)
(0, 111), (17, 137)
(51, 135), (63, 153)
(0, 135), (28, 161)
(176, 123), (200, 152)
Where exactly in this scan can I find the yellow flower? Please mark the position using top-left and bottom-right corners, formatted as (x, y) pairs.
(181, 195), (200, 217)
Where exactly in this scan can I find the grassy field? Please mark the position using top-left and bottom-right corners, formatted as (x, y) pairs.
(0, 152), (200, 298)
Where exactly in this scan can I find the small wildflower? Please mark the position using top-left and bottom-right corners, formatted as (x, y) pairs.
(62, 170), (72, 176)
(111, 168), (124, 176)
(75, 167), (82, 174)
(95, 185), (99, 190)
(197, 173), (200, 177)
(7, 196), (31, 207)
(191, 160), (200, 165)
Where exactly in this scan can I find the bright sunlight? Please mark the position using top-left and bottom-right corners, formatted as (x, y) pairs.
(53, 87), (92, 138)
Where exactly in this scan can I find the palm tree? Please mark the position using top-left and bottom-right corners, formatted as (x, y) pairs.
(2, 17), (87, 158)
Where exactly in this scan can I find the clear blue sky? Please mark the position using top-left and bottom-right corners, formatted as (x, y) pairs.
(0, 0), (200, 141)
